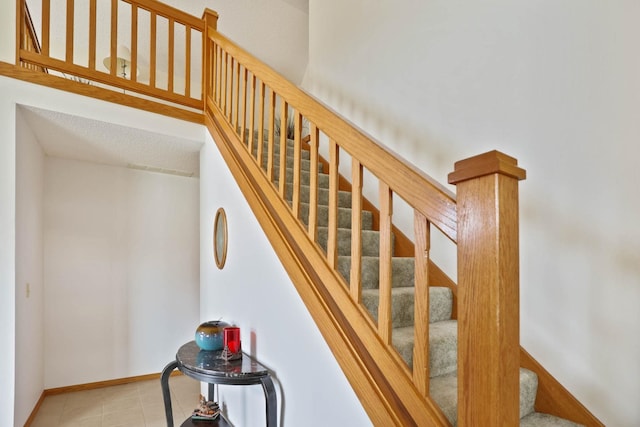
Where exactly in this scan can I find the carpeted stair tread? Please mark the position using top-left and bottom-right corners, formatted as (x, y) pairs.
(520, 412), (584, 427)
(316, 227), (394, 257)
(297, 202), (373, 230)
(392, 320), (457, 376)
(360, 286), (453, 330)
(362, 287), (417, 329)
(429, 368), (541, 426)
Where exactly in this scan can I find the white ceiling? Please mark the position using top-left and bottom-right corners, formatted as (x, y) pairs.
(19, 105), (202, 177)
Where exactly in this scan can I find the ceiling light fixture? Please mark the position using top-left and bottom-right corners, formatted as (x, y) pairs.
(103, 45), (134, 79)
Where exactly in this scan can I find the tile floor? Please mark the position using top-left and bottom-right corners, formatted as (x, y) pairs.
(30, 375), (201, 427)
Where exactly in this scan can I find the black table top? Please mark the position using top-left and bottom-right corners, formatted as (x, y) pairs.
(176, 341), (270, 381)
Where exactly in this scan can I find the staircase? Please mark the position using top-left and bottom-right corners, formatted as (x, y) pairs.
(256, 134), (583, 426)
(6, 2), (605, 424)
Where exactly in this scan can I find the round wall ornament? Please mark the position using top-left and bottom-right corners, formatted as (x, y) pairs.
(213, 208), (228, 269)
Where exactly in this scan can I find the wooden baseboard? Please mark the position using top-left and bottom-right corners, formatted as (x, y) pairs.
(24, 371), (183, 426)
(44, 371), (183, 396)
(23, 391), (45, 427)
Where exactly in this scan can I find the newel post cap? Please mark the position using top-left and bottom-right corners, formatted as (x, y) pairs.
(202, 8), (219, 29)
(448, 150), (526, 185)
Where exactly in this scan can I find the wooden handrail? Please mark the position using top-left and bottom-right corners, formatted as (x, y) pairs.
(121, 0), (204, 29)
(207, 30), (458, 242)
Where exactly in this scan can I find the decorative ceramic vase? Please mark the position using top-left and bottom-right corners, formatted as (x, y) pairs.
(195, 320), (230, 351)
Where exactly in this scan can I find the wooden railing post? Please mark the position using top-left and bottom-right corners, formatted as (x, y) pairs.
(202, 8), (219, 103)
(448, 150), (526, 427)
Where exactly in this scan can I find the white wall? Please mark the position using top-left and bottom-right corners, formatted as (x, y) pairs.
(14, 108), (45, 426)
(43, 158), (200, 387)
(0, 0), (15, 63)
(154, 0), (309, 85)
(0, 85), (17, 427)
(200, 133), (371, 426)
(303, 1), (640, 426)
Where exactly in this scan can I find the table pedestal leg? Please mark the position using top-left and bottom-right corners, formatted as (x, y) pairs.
(161, 360), (179, 427)
(260, 377), (277, 427)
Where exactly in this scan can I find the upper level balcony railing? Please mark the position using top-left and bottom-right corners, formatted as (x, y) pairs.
(17, 0), (204, 121)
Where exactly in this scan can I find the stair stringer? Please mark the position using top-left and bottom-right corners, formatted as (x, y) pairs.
(204, 109), (451, 427)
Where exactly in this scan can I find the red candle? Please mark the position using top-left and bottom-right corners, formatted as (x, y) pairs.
(223, 327), (241, 353)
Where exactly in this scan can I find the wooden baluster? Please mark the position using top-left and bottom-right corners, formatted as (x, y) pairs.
(17, 0), (23, 53)
(109, 0), (117, 76)
(210, 43), (216, 104)
(378, 182), (393, 344)
(221, 52), (228, 116)
(216, 45), (222, 106)
(257, 81), (265, 166)
(18, 0), (24, 53)
(149, 11), (157, 87)
(209, 42), (216, 103)
(248, 73), (256, 151)
(16, 0), (23, 54)
(66, 0), (74, 63)
(240, 67), (248, 143)
(227, 54), (232, 118)
(228, 58), (235, 121)
(413, 212), (430, 395)
(217, 46), (222, 105)
(184, 25), (190, 96)
(267, 89), (276, 181)
(233, 60), (240, 130)
(42, 0), (50, 56)
(278, 100), (288, 197)
(130, 4), (138, 82)
(292, 111), (302, 219)
(327, 139), (339, 269)
(168, 18), (175, 92)
(350, 159), (363, 302)
(448, 150), (526, 427)
(307, 124), (319, 241)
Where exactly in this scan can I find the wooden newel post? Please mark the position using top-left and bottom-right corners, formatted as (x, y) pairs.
(201, 9), (219, 103)
(202, 8), (219, 32)
(448, 150), (526, 426)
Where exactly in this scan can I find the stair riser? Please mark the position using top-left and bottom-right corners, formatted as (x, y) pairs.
(266, 156), (322, 173)
(252, 140), (308, 158)
(274, 168), (330, 188)
(297, 203), (373, 230)
(428, 368), (540, 426)
(337, 256), (416, 289)
(360, 286), (453, 330)
(316, 228), (394, 257)
(362, 289), (415, 329)
(284, 185), (352, 208)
